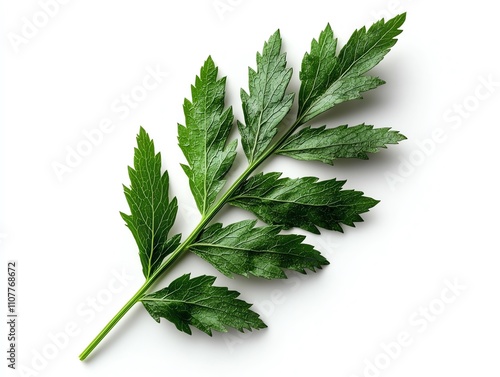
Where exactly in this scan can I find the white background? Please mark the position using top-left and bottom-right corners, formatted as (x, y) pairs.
(1, 1), (499, 376)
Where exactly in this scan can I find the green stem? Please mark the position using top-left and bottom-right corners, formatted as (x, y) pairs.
(79, 117), (304, 361)
(78, 281), (148, 360)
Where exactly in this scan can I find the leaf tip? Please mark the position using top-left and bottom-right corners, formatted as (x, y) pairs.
(396, 132), (408, 142)
(395, 12), (407, 24)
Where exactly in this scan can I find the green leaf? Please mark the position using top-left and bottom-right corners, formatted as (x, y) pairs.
(141, 274), (267, 335)
(299, 76), (384, 124)
(298, 23), (338, 119)
(230, 172), (378, 234)
(298, 14), (406, 123)
(80, 18), (408, 362)
(238, 30), (294, 163)
(277, 124), (406, 164)
(120, 127), (180, 279)
(190, 220), (329, 279)
(337, 13), (406, 79)
(178, 57), (237, 215)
